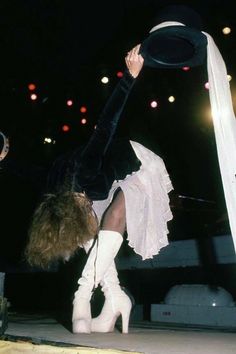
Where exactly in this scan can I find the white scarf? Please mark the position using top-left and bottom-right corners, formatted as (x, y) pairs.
(150, 21), (236, 251)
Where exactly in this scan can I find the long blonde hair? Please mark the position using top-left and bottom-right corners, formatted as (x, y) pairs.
(24, 192), (98, 269)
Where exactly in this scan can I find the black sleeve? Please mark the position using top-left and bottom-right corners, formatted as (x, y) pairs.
(74, 70), (136, 180)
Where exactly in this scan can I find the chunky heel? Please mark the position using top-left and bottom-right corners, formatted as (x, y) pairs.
(120, 299), (132, 333)
(91, 287), (132, 333)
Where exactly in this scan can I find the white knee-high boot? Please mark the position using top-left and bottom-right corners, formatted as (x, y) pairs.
(72, 230), (123, 334)
(72, 238), (97, 334)
(91, 260), (132, 334)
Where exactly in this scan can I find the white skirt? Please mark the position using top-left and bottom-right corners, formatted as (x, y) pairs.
(92, 140), (173, 260)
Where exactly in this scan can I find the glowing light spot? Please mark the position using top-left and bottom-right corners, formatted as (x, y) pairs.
(30, 93), (37, 100)
(66, 100), (73, 106)
(116, 71), (123, 78)
(182, 66), (190, 71)
(44, 137), (52, 144)
(227, 75), (232, 82)
(205, 107), (213, 122)
(222, 27), (231, 35)
(205, 82), (210, 90)
(81, 118), (87, 125)
(43, 137), (56, 144)
(101, 76), (109, 84)
(168, 96), (175, 103)
(150, 100), (158, 108)
(28, 83), (36, 91)
(80, 106), (87, 113)
(62, 124), (70, 132)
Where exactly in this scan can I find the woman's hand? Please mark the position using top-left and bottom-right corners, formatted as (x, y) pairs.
(125, 44), (144, 78)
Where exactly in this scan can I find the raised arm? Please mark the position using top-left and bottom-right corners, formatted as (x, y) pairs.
(45, 45), (144, 194)
(77, 45), (144, 173)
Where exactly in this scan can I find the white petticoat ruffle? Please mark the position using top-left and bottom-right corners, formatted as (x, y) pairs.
(92, 140), (173, 260)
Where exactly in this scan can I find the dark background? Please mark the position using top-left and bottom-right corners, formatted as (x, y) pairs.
(0, 0), (235, 317)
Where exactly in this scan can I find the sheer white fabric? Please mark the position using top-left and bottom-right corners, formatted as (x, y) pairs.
(150, 20), (236, 252)
(92, 141), (173, 260)
(203, 32), (236, 252)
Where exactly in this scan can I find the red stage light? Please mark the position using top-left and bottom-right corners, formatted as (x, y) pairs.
(80, 106), (87, 113)
(116, 71), (123, 78)
(62, 124), (70, 132)
(28, 83), (36, 91)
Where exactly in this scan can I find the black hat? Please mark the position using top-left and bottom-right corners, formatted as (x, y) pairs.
(140, 5), (207, 68)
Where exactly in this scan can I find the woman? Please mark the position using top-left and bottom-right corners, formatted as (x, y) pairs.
(24, 44), (173, 334)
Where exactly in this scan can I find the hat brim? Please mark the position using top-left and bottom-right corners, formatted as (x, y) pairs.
(140, 26), (207, 68)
